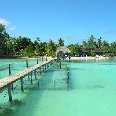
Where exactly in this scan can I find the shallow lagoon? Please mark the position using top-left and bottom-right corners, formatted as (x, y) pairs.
(1, 59), (116, 116)
(0, 59), (42, 78)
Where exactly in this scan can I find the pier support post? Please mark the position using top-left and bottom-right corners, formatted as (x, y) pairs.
(28, 75), (30, 80)
(60, 61), (61, 69)
(30, 73), (33, 84)
(26, 60), (30, 80)
(9, 64), (11, 75)
(46, 56), (47, 61)
(43, 66), (44, 72)
(47, 63), (49, 68)
(34, 70), (37, 79)
(26, 60), (30, 79)
(26, 60), (28, 68)
(67, 71), (70, 88)
(9, 64), (13, 91)
(38, 81), (39, 88)
(67, 71), (69, 83)
(20, 78), (24, 92)
(37, 59), (38, 64)
(40, 67), (41, 75)
(8, 84), (12, 102)
(45, 64), (46, 70)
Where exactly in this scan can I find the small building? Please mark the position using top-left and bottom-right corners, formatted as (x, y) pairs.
(81, 48), (102, 56)
(81, 48), (89, 56)
(104, 53), (114, 58)
(56, 46), (71, 60)
(94, 48), (102, 55)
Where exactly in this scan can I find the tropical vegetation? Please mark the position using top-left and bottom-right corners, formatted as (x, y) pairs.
(0, 23), (116, 58)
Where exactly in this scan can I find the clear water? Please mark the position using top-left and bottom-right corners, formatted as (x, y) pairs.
(1, 59), (116, 116)
(0, 59), (42, 78)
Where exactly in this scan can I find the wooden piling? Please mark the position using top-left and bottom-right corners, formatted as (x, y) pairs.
(45, 64), (46, 70)
(28, 75), (30, 80)
(47, 63), (49, 68)
(26, 60), (30, 79)
(40, 67), (41, 75)
(26, 60), (28, 68)
(67, 71), (69, 82)
(60, 62), (61, 69)
(38, 81), (39, 87)
(43, 65), (44, 72)
(37, 59), (38, 64)
(9, 64), (13, 91)
(67, 70), (70, 89)
(8, 84), (12, 102)
(20, 78), (24, 92)
(34, 70), (37, 79)
(46, 57), (47, 61)
(30, 73), (33, 84)
(9, 64), (11, 75)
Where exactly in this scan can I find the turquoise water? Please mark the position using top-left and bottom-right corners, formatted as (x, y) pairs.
(1, 59), (116, 116)
(0, 59), (42, 78)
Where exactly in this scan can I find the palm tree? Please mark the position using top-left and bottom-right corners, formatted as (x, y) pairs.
(46, 39), (56, 57)
(58, 38), (64, 46)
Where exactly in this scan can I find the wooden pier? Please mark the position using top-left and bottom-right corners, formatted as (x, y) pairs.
(0, 59), (54, 102)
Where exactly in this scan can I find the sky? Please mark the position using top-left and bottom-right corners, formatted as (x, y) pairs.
(0, 0), (116, 44)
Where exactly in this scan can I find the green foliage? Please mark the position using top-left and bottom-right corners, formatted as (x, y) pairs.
(0, 23), (116, 58)
(90, 50), (96, 57)
(67, 44), (80, 56)
(22, 45), (34, 57)
(101, 40), (110, 53)
(0, 23), (5, 34)
(58, 38), (64, 46)
(46, 39), (56, 57)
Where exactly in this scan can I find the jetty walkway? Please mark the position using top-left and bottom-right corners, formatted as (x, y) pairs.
(0, 59), (54, 102)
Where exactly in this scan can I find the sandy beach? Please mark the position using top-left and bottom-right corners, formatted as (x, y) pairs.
(66, 56), (109, 61)
(20, 56), (113, 61)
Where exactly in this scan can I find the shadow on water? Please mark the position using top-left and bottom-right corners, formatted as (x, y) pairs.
(98, 63), (116, 66)
(0, 99), (24, 116)
(0, 106), (13, 116)
(69, 67), (86, 70)
(12, 68), (18, 70)
(85, 84), (105, 89)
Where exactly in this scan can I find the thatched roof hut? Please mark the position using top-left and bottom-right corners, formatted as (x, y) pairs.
(56, 46), (71, 61)
(56, 46), (71, 54)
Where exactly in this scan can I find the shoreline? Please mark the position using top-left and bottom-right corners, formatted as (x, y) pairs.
(0, 56), (115, 61)
(66, 56), (114, 61)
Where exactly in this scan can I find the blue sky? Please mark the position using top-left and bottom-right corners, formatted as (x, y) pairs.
(0, 0), (116, 44)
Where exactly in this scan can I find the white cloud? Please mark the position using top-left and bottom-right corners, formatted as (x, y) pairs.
(0, 18), (9, 26)
(0, 18), (16, 31)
